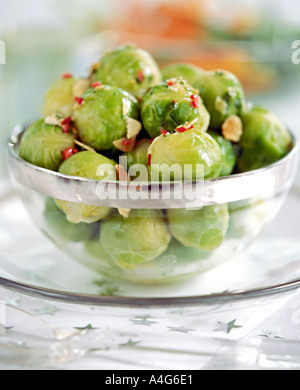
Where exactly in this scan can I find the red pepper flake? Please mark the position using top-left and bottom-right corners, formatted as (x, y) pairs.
(176, 126), (187, 133)
(167, 80), (176, 86)
(62, 148), (79, 161)
(74, 96), (84, 106)
(122, 138), (133, 146)
(191, 94), (201, 109)
(61, 116), (72, 133)
(147, 154), (152, 166)
(160, 129), (169, 136)
(62, 73), (73, 79)
(137, 69), (145, 83)
(92, 81), (102, 88)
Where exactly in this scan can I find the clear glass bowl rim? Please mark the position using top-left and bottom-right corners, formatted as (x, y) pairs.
(6, 124), (299, 209)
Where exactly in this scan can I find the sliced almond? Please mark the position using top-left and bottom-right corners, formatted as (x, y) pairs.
(113, 137), (137, 153)
(222, 115), (243, 143)
(115, 164), (131, 183)
(45, 114), (64, 127)
(74, 139), (96, 152)
(73, 79), (91, 97)
(118, 208), (131, 219)
(126, 117), (142, 139)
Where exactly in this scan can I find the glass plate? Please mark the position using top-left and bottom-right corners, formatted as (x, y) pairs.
(1, 187), (300, 370)
(1, 186), (300, 307)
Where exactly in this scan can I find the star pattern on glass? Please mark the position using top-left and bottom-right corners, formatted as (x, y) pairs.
(2, 297), (20, 307)
(130, 315), (158, 327)
(119, 339), (142, 348)
(74, 323), (98, 331)
(168, 326), (196, 334)
(34, 305), (59, 316)
(259, 330), (284, 340)
(213, 319), (242, 334)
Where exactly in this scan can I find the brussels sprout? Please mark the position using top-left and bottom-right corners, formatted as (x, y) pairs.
(42, 75), (77, 118)
(238, 105), (293, 172)
(228, 198), (268, 239)
(55, 151), (116, 224)
(73, 86), (140, 152)
(208, 131), (237, 176)
(19, 119), (75, 171)
(167, 204), (229, 251)
(148, 130), (223, 181)
(141, 78), (210, 139)
(162, 62), (205, 92)
(124, 138), (152, 169)
(100, 209), (171, 269)
(44, 197), (98, 243)
(93, 44), (162, 99)
(199, 70), (246, 130)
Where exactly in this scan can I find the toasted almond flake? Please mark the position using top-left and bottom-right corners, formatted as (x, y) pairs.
(113, 137), (136, 153)
(122, 98), (131, 116)
(73, 79), (91, 97)
(118, 208), (131, 219)
(126, 117), (142, 139)
(115, 164), (131, 183)
(222, 115), (243, 143)
(74, 139), (96, 152)
(45, 114), (64, 127)
(215, 96), (228, 115)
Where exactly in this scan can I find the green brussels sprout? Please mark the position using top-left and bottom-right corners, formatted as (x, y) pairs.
(199, 70), (246, 130)
(167, 204), (229, 251)
(124, 138), (152, 169)
(19, 119), (75, 171)
(141, 78), (210, 139)
(238, 105), (293, 172)
(162, 62), (205, 92)
(228, 198), (268, 239)
(73, 86), (140, 152)
(44, 197), (98, 243)
(208, 131), (237, 177)
(148, 130), (223, 181)
(42, 75), (77, 118)
(100, 209), (171, 269)
(93, 44), (162, 99)
(55, 151), (116, 224)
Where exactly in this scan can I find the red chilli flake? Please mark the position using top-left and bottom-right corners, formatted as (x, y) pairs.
(137, 70), (145, 83)
(122, 138), (133, 146)
(62, 73), (73, 79)
(74, 96), (84, 106)
(176, 126), (187, 133)
(191, 94), (201, 109)
(167, 80), (176, 86)
(147, 154), (152, 166)
(92, 81), (102, 88)
(61, 116), (72, 133)
(160, 129), (169, 136)
(62, 148), (79, 161)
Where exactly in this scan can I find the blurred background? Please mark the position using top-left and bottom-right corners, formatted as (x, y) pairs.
(0, 0), (300, 181)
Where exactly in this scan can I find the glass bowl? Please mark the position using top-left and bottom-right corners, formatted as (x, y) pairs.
(6, 124), (299, 285)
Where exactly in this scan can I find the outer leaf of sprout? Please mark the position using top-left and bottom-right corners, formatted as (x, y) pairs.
(19, 119), (75, 171)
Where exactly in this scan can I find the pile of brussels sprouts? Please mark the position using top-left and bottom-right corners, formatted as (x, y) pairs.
(18, 44), (293, 275)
